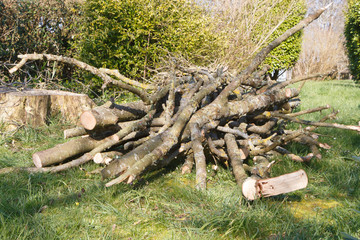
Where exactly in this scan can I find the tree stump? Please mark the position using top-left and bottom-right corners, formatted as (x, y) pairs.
(0, 88), (95, 129)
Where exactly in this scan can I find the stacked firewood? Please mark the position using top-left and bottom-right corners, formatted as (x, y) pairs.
(3, 5), (359, 199)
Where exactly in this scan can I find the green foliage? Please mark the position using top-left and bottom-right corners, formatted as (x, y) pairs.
(261, 0), (306, 76)
(73, 0), (219, 89)
(345, 0), (360, 82)
(0, 0), (81, 84)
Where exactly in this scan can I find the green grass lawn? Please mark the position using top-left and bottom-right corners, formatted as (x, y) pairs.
(0, 80), (359, 239)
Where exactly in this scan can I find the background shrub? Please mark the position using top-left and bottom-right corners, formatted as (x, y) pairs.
(73, 0), (220, 90)
(345, 0), (360, 82)
(0, 0), (81, 86)
(1, 0), (307, 95)
(209, 0), (306, 78)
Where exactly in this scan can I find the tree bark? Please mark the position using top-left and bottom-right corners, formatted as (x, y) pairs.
(33, 134), (120, 168)
(80, 101), (150, 130)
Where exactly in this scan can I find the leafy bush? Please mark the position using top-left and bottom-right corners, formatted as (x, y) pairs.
(261, 1), (306, 78)
(210, 0), (306, 78)
(1, 0), (306, 94)
(0, 0), (81, 84)
(73, 0), (220, 88)
(345, 0), (360, 82)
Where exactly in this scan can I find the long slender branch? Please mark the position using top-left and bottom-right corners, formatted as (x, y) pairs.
(286, 105), (331, 117)
(267, 72), (333, 90)
(99, 68), (156, 90)
(215, 4), (331, 101)
(270, 112), (360, 132)
(9, 53), (151, 103)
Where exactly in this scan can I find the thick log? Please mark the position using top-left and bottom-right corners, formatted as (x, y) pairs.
(242, 170), (308, 200)
(101, 134), (162, 179)
(33, 134), (120, 168)
(80, 101), (150, 130)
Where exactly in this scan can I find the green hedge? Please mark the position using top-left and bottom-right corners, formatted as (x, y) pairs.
(1, 0), (306, 94)
(73, 0), (220, 88)
(261, 0), (306, 78)
(0, 0), (81, 84)
(345, 0), (360, 81)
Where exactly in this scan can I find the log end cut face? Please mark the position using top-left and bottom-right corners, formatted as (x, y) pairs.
(32, 153), (43, 168)
(242, 177), (259, 200)
(242, 170), (309, 200)
(80, 111), (97, 130)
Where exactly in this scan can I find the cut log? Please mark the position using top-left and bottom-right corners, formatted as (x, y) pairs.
(0, 89), (95, 129)
(93, 151), (122, 165)
(242, 169), (308, 200)
(80, 101), (150, 130)
(33, 134), (119, 168)
(64, 127), (87, 139)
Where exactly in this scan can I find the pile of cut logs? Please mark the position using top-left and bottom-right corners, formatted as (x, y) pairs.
(2, 6), (359, 200)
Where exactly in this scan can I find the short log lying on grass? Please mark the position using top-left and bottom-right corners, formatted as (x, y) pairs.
(3, 5), (360, 199)
(242, 170), (309, 200)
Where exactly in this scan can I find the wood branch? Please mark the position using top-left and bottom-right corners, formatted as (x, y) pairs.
(215, 5), (331, 101)
(267, 72), (333, 91)
(32, 134), (120, 168)
(123, 136), (151, 151)
(101, 134), (162, 179)
(274, 146), (314, 162)
(9, 53), (151, 103)
(191, 123), (207, 190)
(207, 136), (228, 160)
(158, 76), (176, 133)
(247, 118), (277, 135)
(286, 105), (331, 117)
(93, 151), (122, 165)
(292, 134), (323, 159)
(80, 101), (150, 130)
(269, 112), (360, 132)
(224, 134), (248, 186)
(252, 156), (271, 178)
(181, 150), (194, 174)
(217, 126), (249, 139)
(64, 127), (87, 139)
(250, 130), (303, 156)
(99, 68), (156, 90)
